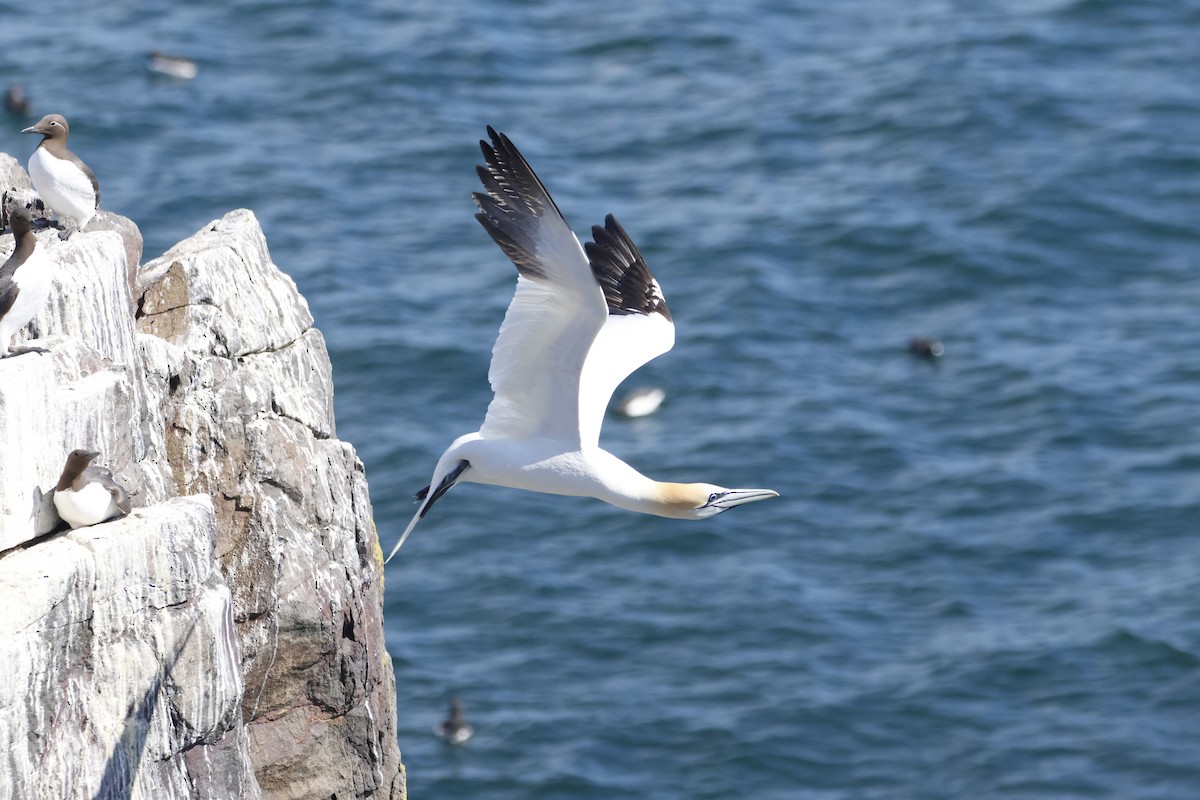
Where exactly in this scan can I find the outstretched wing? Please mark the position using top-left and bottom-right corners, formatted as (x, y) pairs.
(473, 127), (608, 444)
(578, 215), (675, 448)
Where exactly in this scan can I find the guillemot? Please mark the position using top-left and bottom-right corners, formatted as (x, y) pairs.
(0, 207), (52, 358)
(4, 85), (30, 117)
(435, 698), (473, 744)
(53, 449), (131, 529)
(908, 337), (944, 359)
(21, 114), (100, 238)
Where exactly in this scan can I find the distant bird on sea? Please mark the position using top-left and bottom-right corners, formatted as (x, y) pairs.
(53, 449), (131, 529)
(146, 51), (198, 81)
(908, 337), (944, 359)
(4, 85), (30, 117)
(615, 386), (667, 418)
(435, 698), (473, 744)
(22, 114), (100, 237)
(0, 207), (52, 358)
(385, 128), (778, 561)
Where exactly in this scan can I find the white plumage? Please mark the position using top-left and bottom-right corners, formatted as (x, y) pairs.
(54, 482), (125, 529)
(28, 147), (97, 229)
(385, 128), (777, 561)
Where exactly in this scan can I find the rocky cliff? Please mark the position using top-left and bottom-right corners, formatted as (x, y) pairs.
(0, 153), (406, 799)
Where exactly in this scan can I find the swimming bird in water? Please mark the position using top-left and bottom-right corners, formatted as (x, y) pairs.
(22, 114), (100, 237)
(146, 51), (199, 81)
(385, 128), (777, 562)
(908, 337), (944, 359)
(435, 698), (473, 744)
(615, 386), (667, 418)
(53, 449), (131, 529)
(4, 85), (30, 117)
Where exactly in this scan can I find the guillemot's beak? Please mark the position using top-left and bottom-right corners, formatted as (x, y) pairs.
(705, 488), (779, 511)
(20, 125), (39, 135)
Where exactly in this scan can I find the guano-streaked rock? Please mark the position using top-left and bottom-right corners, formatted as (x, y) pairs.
(0, 157), (405, 799)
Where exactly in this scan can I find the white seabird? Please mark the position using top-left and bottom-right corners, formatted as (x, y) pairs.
(386, 127), (778, 562)
(146, 51), (199, 81)
(615, 386), (667, 418)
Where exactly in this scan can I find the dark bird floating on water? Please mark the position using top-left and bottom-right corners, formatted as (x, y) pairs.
(908, 337), (944, 359)
(435, 698), (473, 744)
(4, 85), (30, 117)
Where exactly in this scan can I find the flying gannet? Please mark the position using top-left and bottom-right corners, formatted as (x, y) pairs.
(386, 128), (778, 562)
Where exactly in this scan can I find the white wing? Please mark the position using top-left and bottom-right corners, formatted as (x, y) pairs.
(577, 215), (675, 449)
(473, 128), (608, 444)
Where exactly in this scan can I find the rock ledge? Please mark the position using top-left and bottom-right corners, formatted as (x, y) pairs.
(0, 157), (405, 800)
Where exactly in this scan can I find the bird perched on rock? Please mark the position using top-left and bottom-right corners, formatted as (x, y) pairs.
(385, 128), (778, 561)
(0, 207), (52, 358)
(53, 449), (131, 529)
(435, 698), (473, 744)
(21, 114), (99, 237)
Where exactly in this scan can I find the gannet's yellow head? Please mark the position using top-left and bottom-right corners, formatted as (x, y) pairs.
(658, 482), (779, 519)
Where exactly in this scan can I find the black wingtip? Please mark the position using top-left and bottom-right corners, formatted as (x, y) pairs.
(584, 214), (672, 321)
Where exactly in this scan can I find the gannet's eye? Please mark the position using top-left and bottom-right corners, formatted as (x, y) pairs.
(707, 492), (720, 504)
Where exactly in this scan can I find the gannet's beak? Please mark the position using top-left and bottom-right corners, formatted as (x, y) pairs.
(705, 488), (779, 510)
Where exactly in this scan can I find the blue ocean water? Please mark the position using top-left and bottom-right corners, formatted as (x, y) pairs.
(3, 1), (1199, 797)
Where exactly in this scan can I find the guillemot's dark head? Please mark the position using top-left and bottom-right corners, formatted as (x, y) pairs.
(7, 206), (32, 238)
(22, 113), (69, 143)
(55, 449), (101, 491)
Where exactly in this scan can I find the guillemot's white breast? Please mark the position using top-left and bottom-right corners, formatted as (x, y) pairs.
(53, 449), (131, 529)
(0, 207), (52, 358)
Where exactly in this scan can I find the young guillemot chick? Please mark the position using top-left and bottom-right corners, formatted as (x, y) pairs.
(21, 114), (100, 238)
(0, 207), (52, 358)
(53, 449), (131, 529)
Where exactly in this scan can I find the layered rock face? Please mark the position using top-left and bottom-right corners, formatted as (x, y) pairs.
(0, 153), (405, 799)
